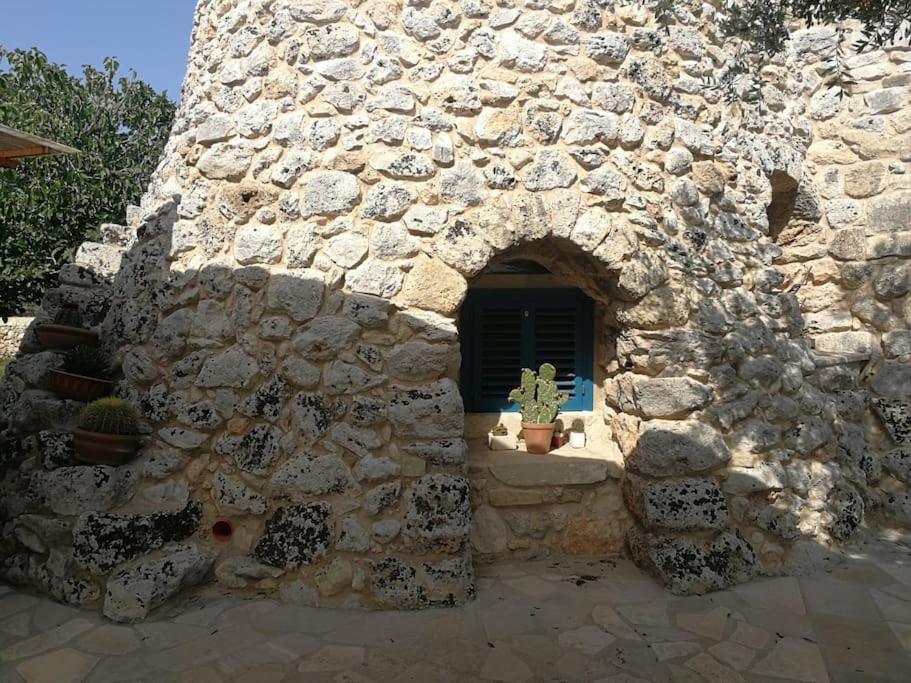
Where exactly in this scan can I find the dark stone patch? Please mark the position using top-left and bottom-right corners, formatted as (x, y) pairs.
(400, 440), (467, 468)
(215, 423), (281, 475)
(38, 431), (77, 469)
(872, 398), (911, 445)
(238, 376), (289, 422)
(350, 396), (387, 427)
(254, 503), (331, 569)
(291, 392), (343, 444)
(342, 294), (392, 329)
(829, 487), (864, 541)
(73, 502), (202, 574)
(484, 164), (517, 190)
(421, 555), (476, 607)
(404, 474), (470, 552)
(369, 557), (425, 609)
(625, 476), (728, 531)
(629, 527), (757, 596)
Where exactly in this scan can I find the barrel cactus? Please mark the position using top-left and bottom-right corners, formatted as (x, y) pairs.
(63, 345), (109, 379)
(79, 398), (140, 435)
(508, 363), (569, 424)
(54, 304), (83, 328)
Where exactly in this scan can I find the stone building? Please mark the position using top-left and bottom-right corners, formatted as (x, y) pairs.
(0, 0), (909, 622)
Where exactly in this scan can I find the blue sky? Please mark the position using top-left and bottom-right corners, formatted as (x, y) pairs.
(0, 0), (197, 100)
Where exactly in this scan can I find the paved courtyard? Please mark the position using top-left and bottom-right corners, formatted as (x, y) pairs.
(1, 534), (910, 683)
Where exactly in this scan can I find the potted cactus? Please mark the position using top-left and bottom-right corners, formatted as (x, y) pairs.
(35, 304), (99, 350)
(488, 423), (518, 451)
(570, 418), (586, 449)
(73, 398), (142, 465)
(48, 345), (114, 401)
(509, 363), (569, 454)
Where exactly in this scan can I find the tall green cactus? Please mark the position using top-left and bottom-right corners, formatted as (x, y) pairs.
(508, 363), (569, 424)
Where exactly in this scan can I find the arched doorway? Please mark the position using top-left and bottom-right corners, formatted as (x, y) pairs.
(457, 239), (633, 562)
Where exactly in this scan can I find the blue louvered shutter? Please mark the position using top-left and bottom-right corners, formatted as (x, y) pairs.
(460, 289), (594, 413)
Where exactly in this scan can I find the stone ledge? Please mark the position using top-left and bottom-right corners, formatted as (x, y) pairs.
(812, 350), (871, 368)
(470, 440), (624, 487)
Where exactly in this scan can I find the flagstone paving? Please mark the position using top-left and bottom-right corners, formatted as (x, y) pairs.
(1, 534), (910, 682)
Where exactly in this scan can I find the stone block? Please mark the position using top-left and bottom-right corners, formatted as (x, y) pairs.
(867, 192), (911, 232)
(104, 544), (214, 622)
(624, 474), (728, 531)
(403, 474), (470, 553)
(36, 466), (138, 516)
(884, 331), (911, 358)
(872, 398), (910, 445)
(883, 447), (911, 484)
(74, 242), (124, 277)
(628, 420), (731, 477)
(254, 503), (332, 569)
(215, 557), (284, 589)
(723, 462), (786, 495)
(628, 526), (757, 596)
(488, 488), (545, 506)
(400, 256), (468, 316)
(872, 362), (911, 398)
(487, 451), (612, 486)
(814, 331), (874, 355)
(389, 379), (464, 439)
(610, 375), (712, 418)
(399, 440), (467, 467)
(73, 502), (203, 574)
(867, 232), (911, 259)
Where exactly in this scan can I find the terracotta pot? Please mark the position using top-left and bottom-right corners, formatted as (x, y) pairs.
(48, 369), (114, 402)
(522, 422), (556, 454)
(72, 429), (141, 465)
(551, 433), (569, 449)
(35, 324), (99, 350)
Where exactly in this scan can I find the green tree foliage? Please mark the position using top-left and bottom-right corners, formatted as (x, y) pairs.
(639, 1), (910, 98)
(0, 48), (175, 317)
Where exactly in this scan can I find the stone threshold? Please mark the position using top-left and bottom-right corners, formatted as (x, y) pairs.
(468, 439), (624, 487)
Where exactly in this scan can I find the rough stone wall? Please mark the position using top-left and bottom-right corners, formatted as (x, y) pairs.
(0, 0), (909, 619)
(0, 318), (33, 358)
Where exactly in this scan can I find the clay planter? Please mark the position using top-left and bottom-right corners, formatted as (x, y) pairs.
(522, 422), (556, 454)
(35, 324), (99, 350)
(551, 433), (569, 450)
(47, 369), (114, 402)
(72, 429), (141, 465)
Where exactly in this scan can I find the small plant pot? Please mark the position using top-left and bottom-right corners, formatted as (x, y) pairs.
(488, 433), (518, 451)
(570, 432), (586, 449)
(48, 369), (114, 402)
(72, 429), (141, 465)
(35, 324), (99, 350)
(551, 433), (569, 449)
(522, 422), (555, 454)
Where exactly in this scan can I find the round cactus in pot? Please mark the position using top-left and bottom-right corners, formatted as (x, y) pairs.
(47, 345), (114, 401)
(73, 398), (142, 465)
(35, 304), (100, 350)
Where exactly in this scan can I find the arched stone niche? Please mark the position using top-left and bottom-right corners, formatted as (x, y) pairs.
(1, 0), (909, 621)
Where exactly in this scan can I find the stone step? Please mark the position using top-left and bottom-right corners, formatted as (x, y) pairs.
(471, 440), (623, 486)
(58, 263), (111, 289)
(74, 242), (125, 278)
(103, 544), (214, 622)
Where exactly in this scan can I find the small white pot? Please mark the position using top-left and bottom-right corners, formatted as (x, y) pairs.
(488, 433), (518, 451)
(569, 431), (586, 449)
